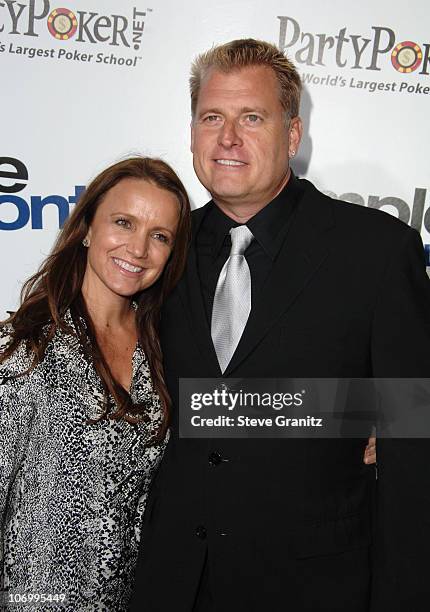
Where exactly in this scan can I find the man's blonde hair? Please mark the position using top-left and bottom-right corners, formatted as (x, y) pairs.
(190, 38), (302, 120)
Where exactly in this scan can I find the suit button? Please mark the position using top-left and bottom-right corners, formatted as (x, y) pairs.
(208, 451), (223, 466)
(195, 525), (207, 540)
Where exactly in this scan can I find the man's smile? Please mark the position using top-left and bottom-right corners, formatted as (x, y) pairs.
(214, 159), (248, 167)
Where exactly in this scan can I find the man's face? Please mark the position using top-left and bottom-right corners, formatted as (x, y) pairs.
(191, 65), (302, 211)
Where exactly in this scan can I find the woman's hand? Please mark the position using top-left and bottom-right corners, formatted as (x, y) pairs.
(364, 436), (376, 465)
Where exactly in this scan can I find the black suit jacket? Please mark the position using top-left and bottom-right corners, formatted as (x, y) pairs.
(132, 179), (430, 611)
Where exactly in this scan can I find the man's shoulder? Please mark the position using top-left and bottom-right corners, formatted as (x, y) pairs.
(298, 177), (414, 240)
(191, 201), (211, 218)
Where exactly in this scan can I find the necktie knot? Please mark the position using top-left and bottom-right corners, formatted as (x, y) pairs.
(229, 225), (254, 255)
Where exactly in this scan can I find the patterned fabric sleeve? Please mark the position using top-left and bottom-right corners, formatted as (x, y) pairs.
(0, 331), (36, 588)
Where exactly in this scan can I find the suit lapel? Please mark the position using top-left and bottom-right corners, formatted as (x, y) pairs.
(177, 204), (222, 376)
(224, 182), (335, 376)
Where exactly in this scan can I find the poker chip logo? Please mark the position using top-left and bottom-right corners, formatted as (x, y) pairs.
(391, 41), (423, 73)
(47, 8), (78, 41)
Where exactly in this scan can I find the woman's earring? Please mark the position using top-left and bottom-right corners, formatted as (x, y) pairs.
(82, 237), (90, 247)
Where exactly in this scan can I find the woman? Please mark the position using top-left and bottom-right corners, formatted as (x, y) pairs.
(0, 157), (191, 610)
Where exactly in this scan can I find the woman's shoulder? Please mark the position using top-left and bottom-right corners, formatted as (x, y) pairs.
(0, 322), (13, 348)
(0, 311), (87, 386)
(0, 323), (34, 379)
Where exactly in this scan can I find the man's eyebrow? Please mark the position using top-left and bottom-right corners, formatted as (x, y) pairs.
(198, 106), (269, 118)
(197, 107), (224, 117)
(240, 106), (269, 117)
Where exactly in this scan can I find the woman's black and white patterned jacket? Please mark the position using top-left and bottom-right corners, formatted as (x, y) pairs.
(0, 313), (166, 611)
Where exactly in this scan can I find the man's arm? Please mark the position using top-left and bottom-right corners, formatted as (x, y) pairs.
(370, 227), (430, 609)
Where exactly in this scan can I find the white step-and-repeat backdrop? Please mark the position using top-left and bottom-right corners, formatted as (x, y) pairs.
(1, 0), (429, 314)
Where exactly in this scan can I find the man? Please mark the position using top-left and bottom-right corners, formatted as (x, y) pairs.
(131, 39), (430, 611)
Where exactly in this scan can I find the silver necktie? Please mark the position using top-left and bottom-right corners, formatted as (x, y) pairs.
(211, 225), (254, 373)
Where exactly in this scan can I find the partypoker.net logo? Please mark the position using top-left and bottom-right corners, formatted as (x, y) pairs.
(278, 16), (430, 75)
(0, 0), (147, 50)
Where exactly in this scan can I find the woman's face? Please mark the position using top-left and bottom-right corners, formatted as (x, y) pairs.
(82, 177), (179, 302)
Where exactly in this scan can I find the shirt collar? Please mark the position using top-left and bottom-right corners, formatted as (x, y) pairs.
(247, 172), (304, 260)
(199, 172), (304, 261)
(203, 202), (239, 259)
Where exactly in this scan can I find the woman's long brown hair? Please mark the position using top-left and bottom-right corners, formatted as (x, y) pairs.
(0, 157), (191, 442)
